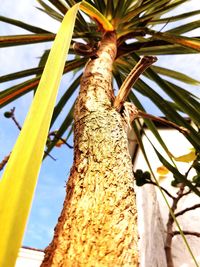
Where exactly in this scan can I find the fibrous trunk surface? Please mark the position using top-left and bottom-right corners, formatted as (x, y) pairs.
(41, 32), (138, 267)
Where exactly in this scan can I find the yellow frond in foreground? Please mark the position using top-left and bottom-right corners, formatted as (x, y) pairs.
(0, 3), (80, 267)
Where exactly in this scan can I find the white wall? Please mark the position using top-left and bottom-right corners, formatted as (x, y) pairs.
(15, 247), (44, 267)
(134, 128), (200, 267)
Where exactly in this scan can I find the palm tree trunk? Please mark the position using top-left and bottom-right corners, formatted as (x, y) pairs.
(41, 32), (138, 266)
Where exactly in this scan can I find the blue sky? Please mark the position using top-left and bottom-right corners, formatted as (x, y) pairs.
(0, 0), (200, 249)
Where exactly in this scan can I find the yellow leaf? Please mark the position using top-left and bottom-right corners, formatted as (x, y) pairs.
(0, 3), (80, 267)
(174, 149), (197, 163)
(157, 165), (169, 176)
(80, 1), (114, 31)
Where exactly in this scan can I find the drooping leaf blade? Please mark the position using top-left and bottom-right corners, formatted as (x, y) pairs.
(0, 68), (43, 83)
(128, 91), (174, 162)
(167, 20), (200, 35)
(132, 78), (200, 150)
(0, 77), (40, 107)
(151, 10), (200, 24)
(0, 3), (80, 267)
(119, 0), (162, 23)
(131, 53), (200, 126)
(0, 57), (86, 83)
(133, 0), (189, 25)
(51, 74), (81, 127)
(138, 44), (198, 55)
(0, 33), (55, 47)
(47, 0), (68, 15)
(151, 65), (200, 85)
(146, 68), (200, 125)
(46, 103), (75, 156)
(0, 16), (51, 33)
(147, 29), (200, 52)
(0, 58), (86, 107)
(37, 0), (64, 22)
(118, 40), (198, 57)
(37, 6), (63, 22)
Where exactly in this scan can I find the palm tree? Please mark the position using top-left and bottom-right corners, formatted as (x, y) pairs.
(1, 0), (200, 266)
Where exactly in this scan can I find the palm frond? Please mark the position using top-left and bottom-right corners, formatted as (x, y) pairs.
(151, 65), (200, 85)
(0, 58), (86, 83)
(37, 0), (64, 21)
(46, 103), (75, 156)
(47, 0), (68, 14)
(0, 58), (86, 107)
(0, 34), (55, 47)
(51, 74), (81, 127)
(151, 10), (200, 24)
(147, 29), (200, 52)
(1, 0), (200, 163)
(167, 20), (200, 35)
(0, 16), (51, 33)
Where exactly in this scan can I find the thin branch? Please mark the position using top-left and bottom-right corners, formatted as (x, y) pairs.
(4, 107), (56, 161)
(59, 137), (73, 149)
(175, 204), (200, 217)
(185, 164), (194, 178)
(122, 102), (189, 135)
(150, 181), (175, 199)
(43, 152), (56, 161)
(182, 189), (192, 197)
(173, 231), (200, 238)
(0, 153), (10, 172)
(10, 107), (21, 130)
(114, 56), (157, 111)
(137, 111), (189, 135)
(4, 107), (22, 130)
(48, 132), (73, 149)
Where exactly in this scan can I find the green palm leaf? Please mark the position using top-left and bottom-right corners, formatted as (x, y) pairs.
(151, 65), (200, 85)
(151, 10), (200, 24)
(51, 74), (81, 127)
(0, 58), (86, 107)
(37, 0), (63, 21)
(0, 33), (55, 47)
(0, 58), (86, 83)
(147, 29), (200, 52)
(0, 77), (40, 107)
(167, 20), (200, 35)
(47, 0), (67, 14)
(46, 103), (75, 156)
(0, 16), (51, 33)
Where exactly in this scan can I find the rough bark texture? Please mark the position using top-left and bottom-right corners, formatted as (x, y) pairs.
(41, 32), (138, 266)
